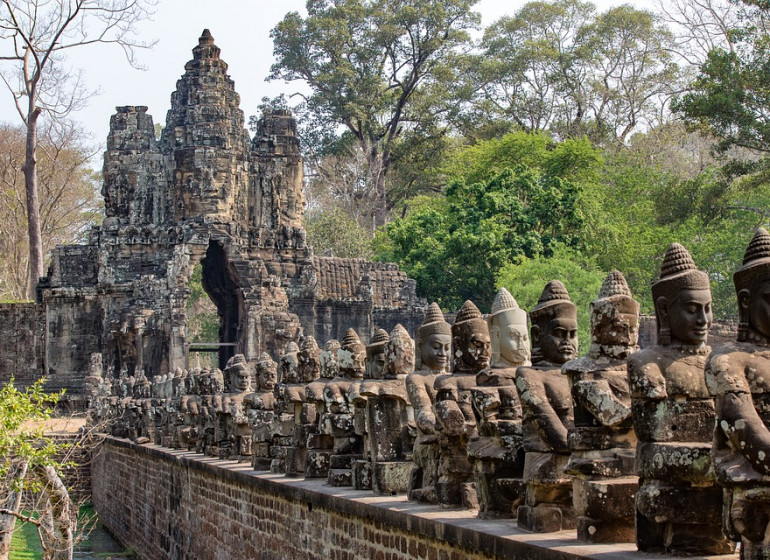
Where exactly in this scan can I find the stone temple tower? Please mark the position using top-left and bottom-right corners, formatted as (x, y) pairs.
(32, 30), (424, 400)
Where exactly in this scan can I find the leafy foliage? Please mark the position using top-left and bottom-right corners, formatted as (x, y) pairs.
(496, 245), (605, 350)
(305, 208), (374, 258)
(375, 132), (594, 310)
(268, 0), (480, 225)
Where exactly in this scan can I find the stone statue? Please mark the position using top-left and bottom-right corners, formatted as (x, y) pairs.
(285, 336), (322, 476)
(515, 280), (577, 532)
(407, 303), (451, 503)
(361, 324), (415, 494)
(707, 228), (770, 558)
(563, 271), (638, 542)
(305, 339), (340, 478)
(434, 300), (490, 507)
(366, 328), (390, 380)
(223, 354), (253, 460)
(251, 352), (278, 471)
(628, 243), (733, 554)
(350, 328), (391, 488)
(322, 329), (366, 486)
(470, 288), (528, 519)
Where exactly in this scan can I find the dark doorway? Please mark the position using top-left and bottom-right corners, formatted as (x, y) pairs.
(199, 241), (241, 370)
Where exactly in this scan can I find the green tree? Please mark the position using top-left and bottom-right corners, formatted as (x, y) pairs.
(305, 208), (374, 258)
(464, 1), (678, 144)
(0, 0), (155, 298)
(375, 132), (596, 310)
(0, 380), (77, 560)
(674, 0), (770, 160)
(496, 245), (605, 351)
(268, 0), (479, 226)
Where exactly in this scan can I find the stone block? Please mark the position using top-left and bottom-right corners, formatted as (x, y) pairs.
(517, 503), (576, 533)
(352, 460), (372, 490)
(636, 480), (723, 524)
(305, 450), (331, 478)
(523, 452), (571, 485)
(371, 461), (411, 495)
(635, 441), (714, 483)
(572, 477), (636, 521)
(306, 433), (333, 449)
(327, 469), (352, 487)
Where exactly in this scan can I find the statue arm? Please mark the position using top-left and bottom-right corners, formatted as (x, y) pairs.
(574, 379), (631, 427)
(407, 377), (437, 434)
(516, 371), (568, 451)
(628, 356), (667, 399)
(719, 391), (770, 476)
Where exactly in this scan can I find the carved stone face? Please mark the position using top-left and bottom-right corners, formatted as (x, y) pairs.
(539, 315), (578, 365)
(338, 345), (366, 379)
(258, 363), (277, 392)
(665, 288), (712, 345)
(745, 279), (770, 339)
(281, 352), (299, 383)
(494, 319), (530, 366)
(591, 297), (639, 347)
(453, 321), (491, 373)
(231, 365), (251, 392)
(368, 349), (387, 379)
(420, 333), (451, 372)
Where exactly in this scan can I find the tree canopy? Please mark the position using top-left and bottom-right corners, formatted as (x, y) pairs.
(268, 0), (479, 226)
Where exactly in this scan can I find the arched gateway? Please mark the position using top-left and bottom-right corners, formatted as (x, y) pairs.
(33, 30), (424, 403)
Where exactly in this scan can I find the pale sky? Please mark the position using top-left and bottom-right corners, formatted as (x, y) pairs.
(0, 0), (650, 155)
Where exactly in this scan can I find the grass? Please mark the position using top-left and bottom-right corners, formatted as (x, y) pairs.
(8, 504), (135, 560)
(9, 516), (42, 560)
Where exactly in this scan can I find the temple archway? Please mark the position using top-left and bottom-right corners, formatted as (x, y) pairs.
(192, 241), (242, 370)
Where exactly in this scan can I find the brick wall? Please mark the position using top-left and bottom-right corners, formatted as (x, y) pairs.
(92, 438), (646, 560)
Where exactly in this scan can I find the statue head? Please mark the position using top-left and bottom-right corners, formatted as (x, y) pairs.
(385, 324), (415, 378)
(338, 328), (366, 379)
(256, 352), (278, 391)
(225, 354), (251, 393)
(734, 227), (770, 342)
(416, 302), (451, 372)
(652, 243), (712, 346)
(298, 336), (321, 383)
(488, 288), (530, 368)
(319, 339), (340, 379)
(281, 342), (300, 383)
(589, 270), (639, 358)
(530, 280), (578, 365)
(366, 328), (390, 379)
(452, 300), (491, 374)
(210, 368), (225, 393)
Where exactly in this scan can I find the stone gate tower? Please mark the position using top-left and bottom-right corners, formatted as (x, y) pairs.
(36, 30), (424, 396)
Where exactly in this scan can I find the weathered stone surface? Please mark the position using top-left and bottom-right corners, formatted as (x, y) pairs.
(628, 243), (734, 555)
(11, 29), (424, 404)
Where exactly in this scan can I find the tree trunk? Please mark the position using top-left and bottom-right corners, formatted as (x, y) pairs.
(36, 465), (75, 560)
(0, 461), (29, 560)
(23, 106), (43, 300)
(368, 150), (389, 228)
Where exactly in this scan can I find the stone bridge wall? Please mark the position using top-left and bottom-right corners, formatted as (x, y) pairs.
(91, 437), (713, 560)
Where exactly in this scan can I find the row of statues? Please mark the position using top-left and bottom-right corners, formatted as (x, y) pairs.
(88, 229), (770, 558)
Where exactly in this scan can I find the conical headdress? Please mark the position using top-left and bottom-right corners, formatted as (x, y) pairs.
(489, 287), (527, 324)
(417, 302), (451, 339)
(530, 280), (575, 323)
(651, 243), (709, 302)
(367, 328), (390, 352)
(735, 228), (770, 292)
(341, 328), (363, 351)
(455, 300), (483, 325)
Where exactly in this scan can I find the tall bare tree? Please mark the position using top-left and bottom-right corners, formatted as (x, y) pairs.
(0, 0), (155, 299)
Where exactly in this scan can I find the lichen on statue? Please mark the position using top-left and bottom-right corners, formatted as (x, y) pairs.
(707, 228), (770, 558)
(629, 243), (733, 555)
(407, 303), (451, 503)
(515, 280), (577, 533)
(433, 300), (490, 507)
(563, 271), (638, 543)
